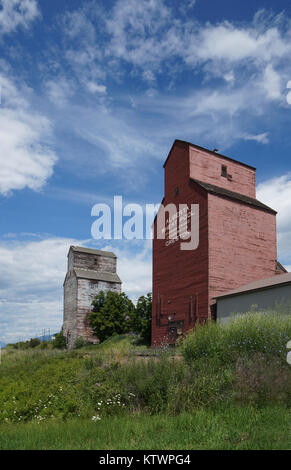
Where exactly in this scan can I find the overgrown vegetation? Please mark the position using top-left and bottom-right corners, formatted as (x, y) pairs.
(89, 291), (152, 344)
(131, 293), (152, 345)
(0, 311), (290, 449)
(0, 405), (289, 450)
(182, 311), (291, 364)
(52, 331), (67, 349)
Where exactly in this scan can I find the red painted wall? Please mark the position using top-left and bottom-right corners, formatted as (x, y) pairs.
(152, 141), (277, 346)
(152, 143), (208, 346)
(189, 146), (256, 198)
(208, 194), (277, 310)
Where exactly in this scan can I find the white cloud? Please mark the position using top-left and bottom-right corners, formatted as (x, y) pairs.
(0, 237), (75, 343)
(257, 174), (291, 265)
(186, 22), (290, 65)
(263, 64), (281, 100)
(0, 72), (57, 195)
(62, 101), (162, 172)
(50, 2), (291, 156)
(142, 70), (156, 83)
(257, 173), (291, 232)
(102, 2), (291, 81)
(0, 236), (152, 344)
(223, 71), (235, 84)
(58, 3), (291, 93)
(286, 80), (291, 104)
(45, 77), (75, 108)
(86, 81), (107, 94)
(62, 8), (96, 43)
(243, 132), (269, 144)
(105, 0), (179, 68)
(112, 242), (152, 299)
(0, 0), (40, 35)
(179, 0), (196, 15)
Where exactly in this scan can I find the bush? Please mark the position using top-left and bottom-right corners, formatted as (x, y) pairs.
(182, 311), (291, 364)
(74, 337), (89, 349)
(131, 293), (152, 345)
(0, 329), (290, 426)
(103, 355), (235, 414)
(29, 338), (41, 348)
(52, 331), (67, 349)
(234, 353), (291, 406)
(89, 291), (135, 343)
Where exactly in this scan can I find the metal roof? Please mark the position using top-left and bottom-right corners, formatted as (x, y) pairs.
(276, 261), (288, 273)
(163, 139), (256, 170)
(70, 246), (117, 258)
(190, 178), (277, 214)
(214, 272), (291, 300)
(74, 268), (121, 283)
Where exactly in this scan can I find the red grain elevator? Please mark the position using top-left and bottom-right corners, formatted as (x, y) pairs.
(152, 139), (280, 346)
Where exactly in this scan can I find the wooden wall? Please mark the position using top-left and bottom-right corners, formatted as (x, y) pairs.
(152, 143), (209, 345)
(208, 194), (277, 307)
(152, 141), (278, 346)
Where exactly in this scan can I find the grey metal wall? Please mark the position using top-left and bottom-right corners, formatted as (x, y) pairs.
(217, 284), (291, 321)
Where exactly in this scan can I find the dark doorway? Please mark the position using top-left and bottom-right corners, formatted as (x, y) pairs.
(168, 326), (178, 342)
(211, 303), (217, 321)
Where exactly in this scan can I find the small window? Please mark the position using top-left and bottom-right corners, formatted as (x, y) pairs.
(221, 165), (227, 177)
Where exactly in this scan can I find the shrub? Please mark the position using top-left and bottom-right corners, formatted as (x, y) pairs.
(102, 355), (235, 414)
(52, 331), (67, 349)
(234, 353), (291, 406)
(131, 293), (152, 345)
(0, 332), (289, 425)
(29, 338), (41, 348)
(74, 337), (89, 349)
(89, 291), (135, 343)
(182, 311), (291, 364)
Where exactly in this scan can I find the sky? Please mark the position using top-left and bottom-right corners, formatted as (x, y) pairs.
(1, 0), (291, 344)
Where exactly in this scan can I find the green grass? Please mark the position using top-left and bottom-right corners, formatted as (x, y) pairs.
(182, 310), (291, 363)
(0, 405), (289, 450)
(1, 313), (290, 449)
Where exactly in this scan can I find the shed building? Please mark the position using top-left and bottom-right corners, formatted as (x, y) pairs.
(63, 246), (121, 348)
(214, 271), (291, 321)
(152, 139), (285, 345)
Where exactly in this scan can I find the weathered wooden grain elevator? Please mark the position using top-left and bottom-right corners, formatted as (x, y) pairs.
(152, 139), (281, 345)
(63, 246), (121, 348)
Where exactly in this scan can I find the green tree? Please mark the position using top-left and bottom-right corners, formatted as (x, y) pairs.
(74, 337), (89, 349)
(28, 337), (41, 348)
(89, 291), (135, 343)
(132, 293), (152, 344)
(52, 331), (67, 349)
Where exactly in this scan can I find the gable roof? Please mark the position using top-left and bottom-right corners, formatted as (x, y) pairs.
(276, 261), (288, 273)
(214, 271), (291, 300)
(70, 246), (116, 258)
(190, 178), (277, 214)
(74, 268), (121, 283)
(163, 139), (256, 171)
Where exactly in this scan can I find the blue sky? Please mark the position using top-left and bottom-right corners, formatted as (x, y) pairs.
(1, 0), (291, 344)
